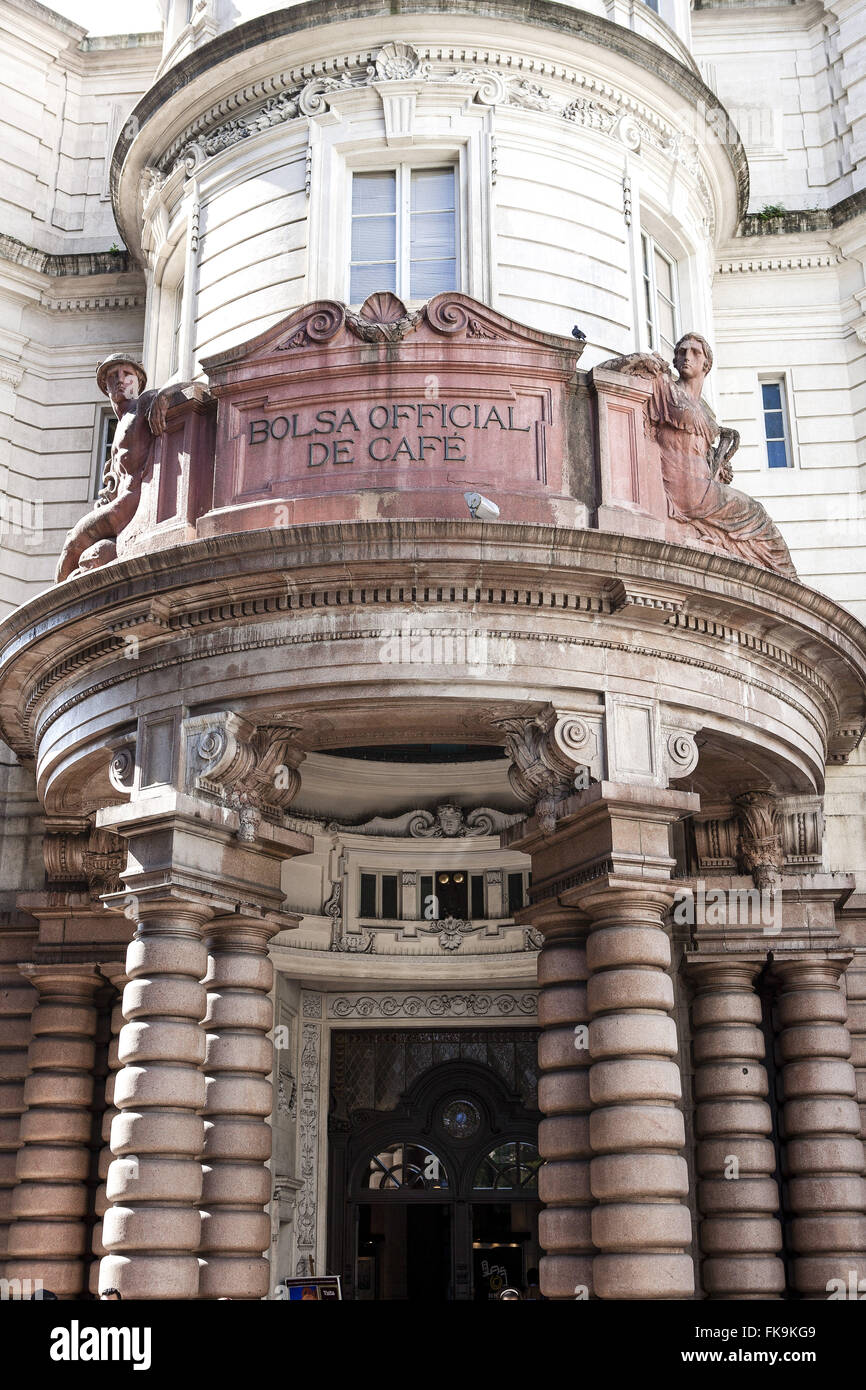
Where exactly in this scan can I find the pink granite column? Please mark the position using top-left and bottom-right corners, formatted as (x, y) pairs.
(88, 963), (127, 1296)
(535, 908), (594, 1299)
(580, 886), (694, 1300)
(198, 915), (277, 1299)
(773, 957), (866, 1297)
(6, 964), (102, 1297)
(688, 960), (784, 1298)
(0, 966), (35, 1275)
(100, 902), (211, 1300)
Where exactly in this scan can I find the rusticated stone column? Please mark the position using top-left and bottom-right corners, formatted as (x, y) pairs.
(534, 907), (594, 1300)
(688, 960), (784, 1299)
(579, 886), (694, 1300)
(100, 901), (211, 1300)
(6, 964), (102, 1297)
(505, 782), (698, 1302)
(772, 956), (866, 1298)
(0, 966), (35, 1272)
(198, 914), (277, 1300)
(88, 963), (127, 1296)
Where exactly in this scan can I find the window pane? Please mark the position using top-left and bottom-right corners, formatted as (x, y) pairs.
(507, 872), (525, 916)
(470, 874), (485, 919)
(411, 167), (454, 213)
(360, 873), (377, 917)
(410, 258), (457, 298)
(351, 213), (396, 263)
(763, 410), (785, 440)
(761, 382), (782, 411)
(409, 168), (456, 299)
(767, 439), (789, 468)
(410, 209), (456, 260)
(381, 874), (398, 919)
(420, 874), (433, 917)
(352, 170), (396, 215)
(657, 297), (676, 352)
(654, 249), (675, 301)
(350, 261), (397, 303)
(364, 1143), (448, 1191)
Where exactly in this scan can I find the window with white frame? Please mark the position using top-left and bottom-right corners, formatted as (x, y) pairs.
(349, 166), (458, 304)
(642, 232), (679, 360)
(92, 408), (117, 499)
(761, 378), (794, 468)
(169, 276), (185, 375)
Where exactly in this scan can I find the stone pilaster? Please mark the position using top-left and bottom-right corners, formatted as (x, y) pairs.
(771, 956), (866, 1298)
(198, 914), (278, 1300)
(6, 964), (103, 1297)
(534, 907), (594, 1299)
(688, 961), (784, 1299)
(100, 901), (211, 1300)
(0, 965), (35, 1272)
(88, 962), (127, 1296)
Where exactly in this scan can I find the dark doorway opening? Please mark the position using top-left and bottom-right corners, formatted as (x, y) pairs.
(328, 1029), (541, 1301)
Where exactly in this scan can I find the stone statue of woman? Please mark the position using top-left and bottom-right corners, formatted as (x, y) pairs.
(602, 334), (797, 579)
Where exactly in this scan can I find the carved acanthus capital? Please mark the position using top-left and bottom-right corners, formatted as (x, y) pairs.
(494, 706), (601, 834)
(735, 789), (784, 890)
(187, 712), (306, 840)
(43, 820), (126, 899)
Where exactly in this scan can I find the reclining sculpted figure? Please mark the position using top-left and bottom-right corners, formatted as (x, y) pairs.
(601, 333), (797, 579)
(55, 355), (172, 582)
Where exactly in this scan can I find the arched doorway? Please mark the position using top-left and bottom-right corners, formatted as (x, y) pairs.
(328, 1031), (541, 1300)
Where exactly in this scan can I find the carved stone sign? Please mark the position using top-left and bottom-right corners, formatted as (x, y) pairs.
(195, 291), (585, 536)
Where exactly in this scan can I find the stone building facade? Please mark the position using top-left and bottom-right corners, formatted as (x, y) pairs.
(0, 0), (865, 1301)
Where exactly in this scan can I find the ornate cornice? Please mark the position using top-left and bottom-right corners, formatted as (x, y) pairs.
(0, 233), (132, 276)
(2, 524), (864, 771)
(17, 598), (841, 759)
(142, 40), (715, 233)
(111, 0), (749, 255)
(716, 253), (841, 276)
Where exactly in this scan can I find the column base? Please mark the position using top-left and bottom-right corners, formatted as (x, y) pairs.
(99, 1253), (200, 1300)
(593, 1252), (695, 1300)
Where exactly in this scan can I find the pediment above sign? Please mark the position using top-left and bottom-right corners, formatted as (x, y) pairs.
(201, 291), (581, 370)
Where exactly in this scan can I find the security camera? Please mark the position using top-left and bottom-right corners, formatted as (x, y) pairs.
(464, 491), (500, 520)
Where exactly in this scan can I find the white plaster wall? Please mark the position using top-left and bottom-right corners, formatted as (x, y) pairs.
(692, 1), (866, 211)
(0, 5), (160, 254)
(712, 244), (866, 619)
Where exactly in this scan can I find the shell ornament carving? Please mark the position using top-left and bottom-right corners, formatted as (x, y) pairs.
(372, 42), (422, 81)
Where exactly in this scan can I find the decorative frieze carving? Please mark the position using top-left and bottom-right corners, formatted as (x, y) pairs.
(151, 44), (712, 225)
(187, 712), (305, 840)
(417, 916), (479, 951)
(328, 802), (523, 838)
(294, 1005), (321, 1272)
(277, 1064), (296, 1117)
(327, 991), (538, 1019)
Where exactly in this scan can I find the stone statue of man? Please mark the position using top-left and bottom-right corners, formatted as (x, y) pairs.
(55, 355), (172, 583)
